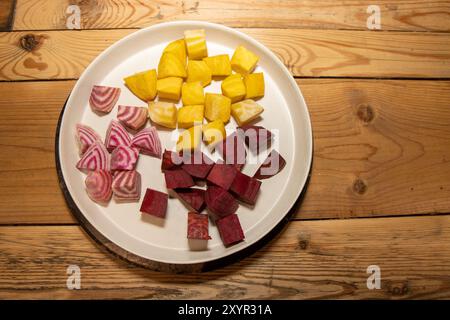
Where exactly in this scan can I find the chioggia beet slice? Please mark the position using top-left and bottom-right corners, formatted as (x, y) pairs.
(216, 132), (246, 170)
(112, 170), (141, 202)
(230, 171), (261, 205)
(206, 163), (237, 190)
(140, 188), (168, 218)
(117, 105), (148, 131)
(161, 149), (183, 171)
(131, 126), (162, 158)
(175, 188), (206, 212)
(75, 123), (101, 155)
(253, 150), (286, 179)
(85, 170), (112, 204)
(164, 169), (195, 189)
(76, 141), (110, 172)
(216, 213), (245, 246)
(237, 125), (273, 154)
(181, 151), (214, 179)
(205, 185), (238, 218)
(187, 212), (211, 240)
(105, 120), (131, 152)
(110, 145), (139, 171)
(89, 85), (121, 113)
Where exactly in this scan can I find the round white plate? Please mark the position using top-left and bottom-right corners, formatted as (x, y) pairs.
(57, 21), (312, 265)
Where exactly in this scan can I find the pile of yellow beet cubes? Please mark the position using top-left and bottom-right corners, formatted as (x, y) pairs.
(123, 29), (265, 152)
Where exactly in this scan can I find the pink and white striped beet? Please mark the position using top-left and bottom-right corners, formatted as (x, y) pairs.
(89, 85), (121, 113)
(105, 120), (131, 152)
(85, 170), (113, 204)
(75, 123), (101, 155)
(110, 145), (139, 171)
(117, 105), (148, 131)
(76, 141), (110, 171)
(131, 126), (162, 158)
(112, 170), (141, 202)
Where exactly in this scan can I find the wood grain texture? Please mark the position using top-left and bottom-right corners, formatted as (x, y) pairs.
(0, 0), (15, 31)
(2, 215), (450, 299)
(1, 79), (450, 224)
(1, 29), (450, 81)
(13, 0), (450, 32)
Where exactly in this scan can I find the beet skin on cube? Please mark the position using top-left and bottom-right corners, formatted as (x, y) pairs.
(187, 212), (211, 240)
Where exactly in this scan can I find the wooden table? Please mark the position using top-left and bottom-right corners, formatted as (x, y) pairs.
(1, 0), (450, 299)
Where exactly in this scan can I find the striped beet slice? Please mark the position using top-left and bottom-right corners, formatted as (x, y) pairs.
(89, 85), (121, 113)
(105, 120), (131, 152)
(75, 123), (101, 155)
(253, 150), (286, 179)
(110, 145), (139, 171)
(76, 141), (110, 171)
(117, 105), (148, 131)
(187, 212), (211, 240)
(112, 170), (141, 202)
(85, 170), (112, 204)
(131, 126), (162, 158)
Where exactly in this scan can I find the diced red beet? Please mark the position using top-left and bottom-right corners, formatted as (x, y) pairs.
(230, 171), (262, 205)
(237, 125), (273, 153)
(181, 151), (214, 179)
(175, 188), (206, 212)
(161, 149), (183, 171)
(164, 169), (195, 189)
(253, 150), (286, 179)
(216, 132), (246, 170)
(140, 188), (168, 218)
(206, 163), (238, 190)
(187, 212), (211, 240)
(216, 214), (245, 246)
(205, 185), (238, 218)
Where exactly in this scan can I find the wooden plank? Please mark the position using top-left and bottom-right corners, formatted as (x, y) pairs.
(1, 29), (450, 81)
(0, 0), (15, 31)
(13, 0), (450, 32)
(1, 79), (450, 224)
(1, 215), (450, 299)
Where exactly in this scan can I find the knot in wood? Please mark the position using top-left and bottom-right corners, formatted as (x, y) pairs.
(20, 34), (40, 52)
(357, 104), (374, 123)
(353, 178), (367, 195)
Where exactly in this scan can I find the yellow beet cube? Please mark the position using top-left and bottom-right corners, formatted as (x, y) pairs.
(176, 125), (202, 152)
(202, 119), (226, 146)
(163, 39), (187, 67)
(156, 77), (183, 101)
(231, 45), (259, 74)
(124, 69), (157, 101)
(186, 60), (212, 87)
(158, 52), (187, 79)
(244, 73), (265, 99)
(148, 101), (177, 129)
(221, 74), (246, 103)
(182, 81), (204, 105)
(204, 93), (231, 123)
(203, 54), (231, 77)
(184, 29), (208, 60)
(231, 99), (264, 126)
(177, 105), (204, 128)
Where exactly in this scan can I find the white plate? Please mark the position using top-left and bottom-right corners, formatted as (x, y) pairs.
(57, 21), (312, 265)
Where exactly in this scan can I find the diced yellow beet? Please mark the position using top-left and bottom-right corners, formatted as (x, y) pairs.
(231, 45), (259, 74)
(182, 81), (204, 105)
(184, 29), (208, 60)
(176, 125), (202, 152)
(203, 54), (231, 76)
(163, 39), (187, 67)
(124, 69), (157, 101)
(156, 77), (183, 101)
(221, 74), (246, 103)
(204, 93), (231, 123)
(177, 105), (204, 128)
(244, 73), (265, 99)
(148, 101), (177, 128)
(158, 52), (187, 79)
(186, 60), (212, 87)
(202, 119), (226, 146)
(231, 99), (264, 126)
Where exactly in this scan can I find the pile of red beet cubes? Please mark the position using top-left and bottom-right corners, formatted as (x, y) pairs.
(139, 126), (286, 247)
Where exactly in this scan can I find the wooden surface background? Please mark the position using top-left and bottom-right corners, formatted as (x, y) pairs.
(1, 0), (450, 299)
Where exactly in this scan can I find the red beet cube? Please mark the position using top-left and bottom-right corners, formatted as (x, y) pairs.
(181, 151), (214, 179)
(187, 212), (211, 240)
(161, 149), (182, 171)
(216, 214), (245, 246)
(205, 185), (238, 218)
(206, 163), (237, 190)
(175, 188), (206, 212)
(164, 169), (195, 189)
(230, 171), (262, 205)
(216, 132), (246, 170)
(140, 188), (168, 218)
(237, 125), (273, 153)
(253, 150), (286, 179)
